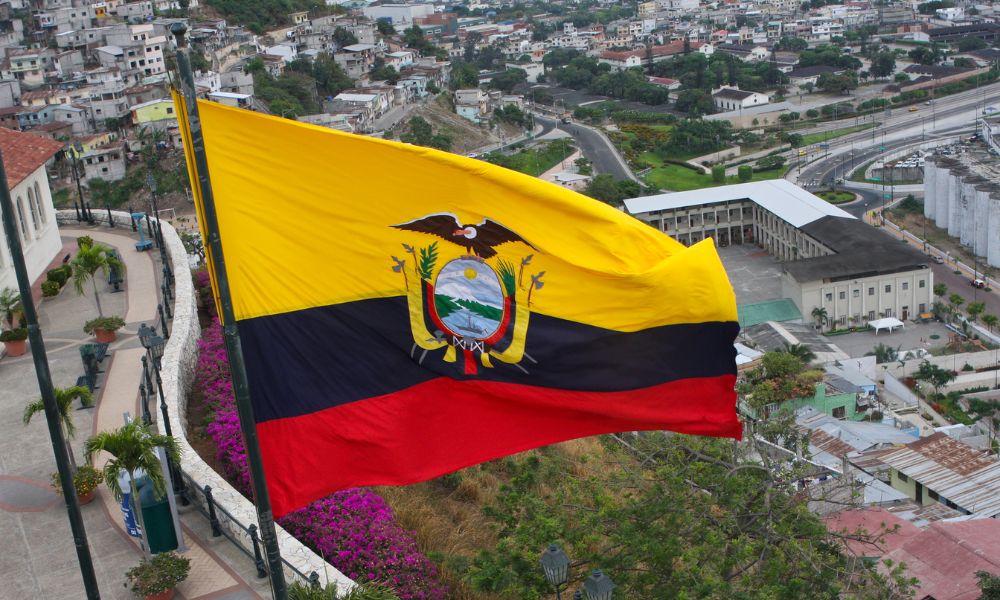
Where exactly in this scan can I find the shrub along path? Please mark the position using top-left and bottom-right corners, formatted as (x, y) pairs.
(1, 224), (267, 599)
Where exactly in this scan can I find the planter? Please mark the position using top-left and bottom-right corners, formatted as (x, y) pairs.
(144, 590), (175, 600)
(94, 327), (116, 343)
(78, 491), (95, 505)
(2, 339), (26, 357)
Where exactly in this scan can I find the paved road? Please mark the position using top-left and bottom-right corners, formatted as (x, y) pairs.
(534, 114), (636, 181)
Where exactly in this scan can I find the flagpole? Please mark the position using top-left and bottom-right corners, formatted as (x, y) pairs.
(0, 152), (102, 600)
(170, 23), (289, 600)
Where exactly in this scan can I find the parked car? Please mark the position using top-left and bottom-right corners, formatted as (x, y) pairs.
(932, 255), (945, 264)
(972, 278), (987, 289)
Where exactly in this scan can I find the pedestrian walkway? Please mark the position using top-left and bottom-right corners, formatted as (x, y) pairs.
(0, 224), (268, 600)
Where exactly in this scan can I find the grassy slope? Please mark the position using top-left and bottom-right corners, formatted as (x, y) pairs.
(642, 153), (786, 192)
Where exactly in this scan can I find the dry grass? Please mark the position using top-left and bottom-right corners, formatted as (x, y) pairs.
(375, 436), (623, 599)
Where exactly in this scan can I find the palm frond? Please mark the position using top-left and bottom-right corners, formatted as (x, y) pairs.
(418, 242), (439, 281)
(496, 259), (516, 296)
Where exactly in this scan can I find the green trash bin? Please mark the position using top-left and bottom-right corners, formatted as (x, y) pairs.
(137, 477), (178, 554)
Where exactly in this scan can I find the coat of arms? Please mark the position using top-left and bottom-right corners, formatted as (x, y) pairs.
(390, 213), (545, 375)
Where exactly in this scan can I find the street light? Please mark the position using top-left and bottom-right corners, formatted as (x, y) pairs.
(146, 172), (173, 284)
(70, 141), (88, 223)
(541, 544), (570, 600)
(583, 569), (615, 600)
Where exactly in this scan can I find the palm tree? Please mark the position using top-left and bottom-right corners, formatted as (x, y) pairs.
(0, 287), (19, 329)
(968, 301), (986, 322)
(949, 293), (965, 320)
(23, 386), (93, 468)
(71, 243), (123, 318)
(85, 420), (179, 557)
(811, 306), (828, 331)
(983, 314), (998, 333)
(867, 343), (899, 364)
(783, 342), (816, 364)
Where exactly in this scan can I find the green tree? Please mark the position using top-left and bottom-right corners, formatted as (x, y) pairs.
(983, 313), (998, 332)
(811, 306), (828, 330)
(738, 164), (753, 182)
(488, 68), (527, 93)
(908, 44), (944, 65)
(783, 342), (817, 364)
(976, 570), (1000, 599)
(914, 359), (956, 395)
(371, 63), (399, 84)
(711, 164), (725, 183)
(968, 301), (986, 322)
(85, 420), (180, 557)
(375, 20), (395, 36)
(674, 88), (714, 116)
(817, 71), (859, 94)
(0, 286), (19, 329)
(870, 51), (896, 78)
(868, 343), (899, 364)
(934, 282), (948, 298)
(949, 292), (966, 315)
(23, 386), (94, 467)
(957, 37), (987, 52)
(332, 27), (358, 48)
(71, 243), (123, 318)
(466, 423), (915, 598)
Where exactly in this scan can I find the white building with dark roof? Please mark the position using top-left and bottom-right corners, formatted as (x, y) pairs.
(711, 86), (769, 111)
(625, 180), (934, 327)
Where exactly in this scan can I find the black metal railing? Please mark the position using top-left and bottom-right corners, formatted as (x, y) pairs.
(178, 471), (321, 587)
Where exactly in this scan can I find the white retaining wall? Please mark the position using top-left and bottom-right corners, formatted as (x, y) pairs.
(56, 210), (354, 593)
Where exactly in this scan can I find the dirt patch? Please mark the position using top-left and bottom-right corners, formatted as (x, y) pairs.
(888, 210), (990, 273)
(395, 95), (521, 155)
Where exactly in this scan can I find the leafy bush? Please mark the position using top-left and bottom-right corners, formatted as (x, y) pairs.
(51, 465), (102, 497)
(83, 315), (125, 334)
(47, 266), (71, 287)
(126, 551), (191, 596)
(711, 165), (725, 183)
(41, 281), (60, 297)
(738, 165), (753, 182)
(0, 328), (28, 342)
(76, 236), (93, 250)
(289, 581), (401, 599)
(195, 320), (447, 599)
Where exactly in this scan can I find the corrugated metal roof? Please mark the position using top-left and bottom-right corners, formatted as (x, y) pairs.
(878, 432), (1000, 517)
(623, 180), (855, 229)
(883, 519), (1000, 600)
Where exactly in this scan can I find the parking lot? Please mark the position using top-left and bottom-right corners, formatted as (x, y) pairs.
(718, 244), (785, 304)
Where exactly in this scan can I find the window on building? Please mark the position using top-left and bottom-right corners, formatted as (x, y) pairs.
(885, 285), (891, 293)
(839, 291), (846, 300)
(919, 303), (926, 313)
(825, 293), (833, 301)
(33, 182), (45, 224)
(868, 310), (876, 320)
(919, 280), (925, 288)
(897, 471), (909, 482)
(853, 289), (860, 298)
(15, 196), (28, 241)
(902, 282), (909, 290)
(869, 287), (874, 296)
(832, 406), (846, 419)
(26, 187), (39, 231)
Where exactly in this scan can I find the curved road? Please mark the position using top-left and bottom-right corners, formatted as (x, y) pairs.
(534, 114), (637, 182)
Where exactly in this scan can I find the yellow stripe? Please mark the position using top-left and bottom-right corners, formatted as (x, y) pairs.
(192, 99), (736, 331)
(173, 90), (223, 320)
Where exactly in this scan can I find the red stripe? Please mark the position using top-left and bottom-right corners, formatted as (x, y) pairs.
(258, 375), (741, 517)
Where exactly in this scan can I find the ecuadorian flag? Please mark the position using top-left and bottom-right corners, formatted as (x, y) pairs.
(176, 94), (742, 517)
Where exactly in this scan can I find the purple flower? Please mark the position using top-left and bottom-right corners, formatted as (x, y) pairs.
(194, 319), (448, 599)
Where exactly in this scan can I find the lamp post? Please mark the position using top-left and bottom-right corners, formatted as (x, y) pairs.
(583, 569), (616, 600)
(71, 141), (87, 223)
(541, 544), (570, 600)
(139, 325), (185, 500)
(146, 173), (172, 283)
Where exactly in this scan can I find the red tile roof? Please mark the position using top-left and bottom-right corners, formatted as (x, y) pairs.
(0, 127), (65, 189)
(883, 519), (1000, 600)
(824, 508), (920, 557)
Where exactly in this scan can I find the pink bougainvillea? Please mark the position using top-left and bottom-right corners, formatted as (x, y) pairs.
(193, 315), (447, 600)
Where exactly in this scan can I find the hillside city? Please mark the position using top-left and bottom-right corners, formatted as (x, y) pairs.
(4, 0), (1000, 598)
